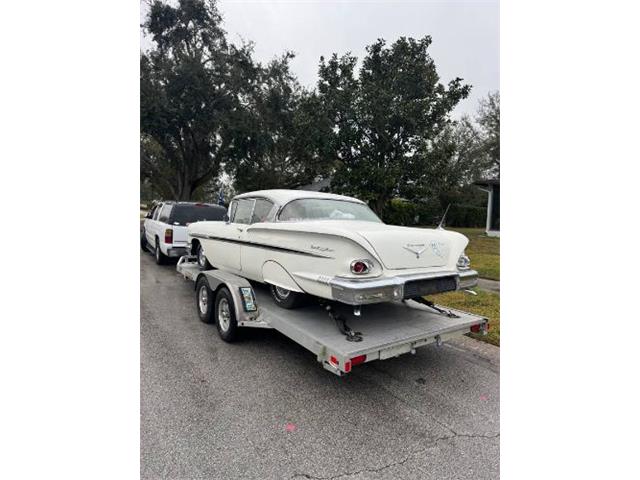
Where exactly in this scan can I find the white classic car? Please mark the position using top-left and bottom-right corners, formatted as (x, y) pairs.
(187, 190), (478, 309)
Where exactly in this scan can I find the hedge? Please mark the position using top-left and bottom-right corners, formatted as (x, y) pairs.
(381, 199), (486, 228)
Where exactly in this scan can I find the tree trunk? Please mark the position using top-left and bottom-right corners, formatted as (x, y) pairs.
(371, 197), (389, 216)
(175, 175), (193, 201)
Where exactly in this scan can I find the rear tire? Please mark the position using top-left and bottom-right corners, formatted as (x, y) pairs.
(215, 287), (238, 342)
(197, 243), (213, 270)
(269, 284), (307, 309)
(196, 277), (215, 324)
(154, 238), (167, 265)
(140, 229), (148, 251)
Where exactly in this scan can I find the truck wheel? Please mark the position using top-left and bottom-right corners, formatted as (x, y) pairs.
(140, 229), (148, 251)
(154, 238), (167, 265)
(196, 277), (215, 324)
(215, 287), (238, 342)
(197, 243), (213, 270)
(269, 284), (307, 309)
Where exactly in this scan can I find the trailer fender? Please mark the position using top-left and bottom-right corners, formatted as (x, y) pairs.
(262, 261), (304, 293)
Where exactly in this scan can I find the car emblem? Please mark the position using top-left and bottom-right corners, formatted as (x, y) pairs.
(404, 243), (427, 259)
(430, 241), (444, 258)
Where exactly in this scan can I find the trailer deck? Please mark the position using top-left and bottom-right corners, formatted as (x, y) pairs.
(177, 256), (488, 375)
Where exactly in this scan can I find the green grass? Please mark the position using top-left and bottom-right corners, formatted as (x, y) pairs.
(430, 289), (500, 346)
(450, 227), (500, 280)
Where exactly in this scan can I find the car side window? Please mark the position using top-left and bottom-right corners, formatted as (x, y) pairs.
(228, 201), (238, 222)
(158, 204), (172, 223)
(251, 199), (274, 224)
(152, 204), (161, 220)
(233, 199), (254, 225)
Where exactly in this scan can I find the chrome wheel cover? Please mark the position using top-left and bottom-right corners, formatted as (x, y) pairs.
(197, 246), (206, 268)
(274, 286), (291, 299)
(198, 285), (208, 314)
(218, 298), (231, 332)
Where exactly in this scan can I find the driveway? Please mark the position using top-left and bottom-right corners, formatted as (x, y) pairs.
(140, 253), (500, 479)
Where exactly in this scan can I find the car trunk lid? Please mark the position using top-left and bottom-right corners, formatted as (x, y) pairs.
(354, 225), (451, 269)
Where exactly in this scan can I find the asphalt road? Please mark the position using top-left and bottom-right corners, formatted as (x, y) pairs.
(141, 253), (500, 479)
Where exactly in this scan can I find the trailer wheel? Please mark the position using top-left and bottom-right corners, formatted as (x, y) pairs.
(154, 238), (167, 265)
(269, 284), (307, 309)
(196, 243), (213, 270)
(215, 287), (238, 342)
(196, 277), (215, 324)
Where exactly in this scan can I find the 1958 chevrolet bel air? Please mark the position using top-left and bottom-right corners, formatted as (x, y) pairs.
(187, 190), (478, 309)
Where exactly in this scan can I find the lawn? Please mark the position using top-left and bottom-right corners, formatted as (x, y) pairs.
(450, 227), (500, 280)
(430, 289), (500, 346)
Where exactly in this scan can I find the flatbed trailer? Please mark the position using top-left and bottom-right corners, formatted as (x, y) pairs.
(177, 256), (488, 376)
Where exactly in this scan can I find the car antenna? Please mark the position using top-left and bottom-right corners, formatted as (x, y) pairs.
(437, 204), (451, 230)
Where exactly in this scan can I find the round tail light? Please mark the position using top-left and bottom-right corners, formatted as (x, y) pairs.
(350, 260), (372, 275)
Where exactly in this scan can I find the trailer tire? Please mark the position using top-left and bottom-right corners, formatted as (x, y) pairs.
(214, 287), (238, 342)
(269, 284), (307, 309)
(196, 277), (215, 324)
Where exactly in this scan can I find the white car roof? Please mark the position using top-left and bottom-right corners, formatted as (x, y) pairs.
(233, 189), (366, 206)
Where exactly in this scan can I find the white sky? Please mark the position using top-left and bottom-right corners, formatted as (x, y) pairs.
(141, 0), (499, 118)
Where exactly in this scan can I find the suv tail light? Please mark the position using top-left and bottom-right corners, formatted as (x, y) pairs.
(164, 228), (173, 244)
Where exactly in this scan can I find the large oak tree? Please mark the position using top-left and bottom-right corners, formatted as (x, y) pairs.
(140, 0), (255, 200)
(318, 37), (471, 214)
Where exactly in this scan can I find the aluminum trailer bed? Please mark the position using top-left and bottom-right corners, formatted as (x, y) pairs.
(177, 256), (488, 376)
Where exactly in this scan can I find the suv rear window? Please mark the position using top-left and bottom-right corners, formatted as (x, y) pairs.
(169, 204), (226, 226)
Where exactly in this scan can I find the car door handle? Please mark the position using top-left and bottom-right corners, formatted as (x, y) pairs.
(237, 227), (244, 232)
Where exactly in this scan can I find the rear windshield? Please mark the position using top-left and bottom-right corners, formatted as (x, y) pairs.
(169, 205), (226, 226)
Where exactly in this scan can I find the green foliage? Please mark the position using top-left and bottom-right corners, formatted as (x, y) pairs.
(229, 55), (333, 193)
(455, 91), (500, 180)
(140, 1), (499, 211)
(140, 0), (255, 200)
(380, 197), (486, 228)
(317, 37), (471, 214)
(432, 289), (500, 346)
(476, 91), (500, 177)
(449, 227), (500, 280)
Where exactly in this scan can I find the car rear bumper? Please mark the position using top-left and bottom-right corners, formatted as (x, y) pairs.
(329, 269), (479, 305)
(166, 246), (189, 257)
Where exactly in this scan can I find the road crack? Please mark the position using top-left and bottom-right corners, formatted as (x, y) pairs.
(290, 432), (500, 479)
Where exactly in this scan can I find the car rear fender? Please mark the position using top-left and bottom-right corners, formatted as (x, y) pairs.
(262, 261), (304, 292)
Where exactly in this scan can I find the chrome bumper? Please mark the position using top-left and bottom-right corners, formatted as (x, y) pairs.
(329, 269), (479, 305)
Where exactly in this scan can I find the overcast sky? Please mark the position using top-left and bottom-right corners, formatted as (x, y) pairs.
(141, 0), (499, 118)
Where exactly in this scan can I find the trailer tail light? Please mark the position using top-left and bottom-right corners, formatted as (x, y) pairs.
(350, 355), (367, 366)
(164, 228), (173, 244)
(330, 355), (339, 366)
(470, 322), (489, 333)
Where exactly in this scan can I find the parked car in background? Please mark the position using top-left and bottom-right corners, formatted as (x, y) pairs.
(187, 190), (478, 309)
(142, 202), (227, 265)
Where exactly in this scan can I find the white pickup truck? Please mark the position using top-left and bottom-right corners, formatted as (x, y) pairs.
(141, 202), (227, 265)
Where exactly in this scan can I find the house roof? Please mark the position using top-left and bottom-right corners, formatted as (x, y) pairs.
(233, 189), (365, 205)
(474, 178), (500, 187)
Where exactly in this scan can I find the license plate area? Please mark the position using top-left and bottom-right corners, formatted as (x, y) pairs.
(379, 343), (412, 360)
(403, 275), (457, 298)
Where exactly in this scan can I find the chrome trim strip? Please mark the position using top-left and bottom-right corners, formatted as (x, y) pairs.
(189, 233), (332, 258)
